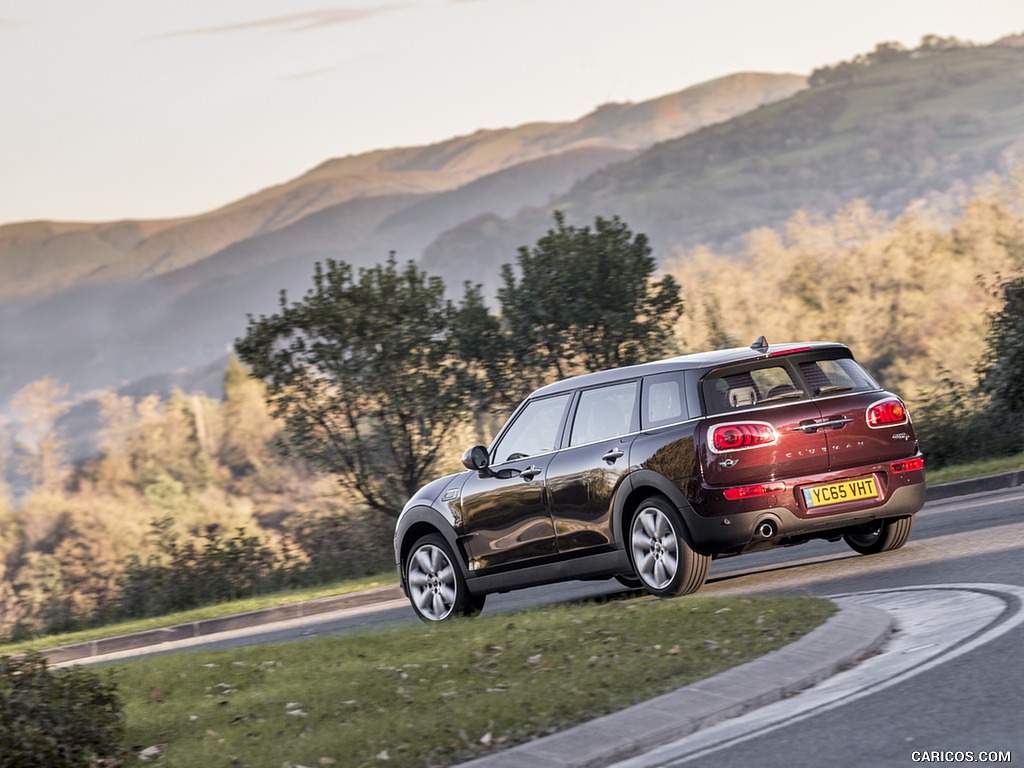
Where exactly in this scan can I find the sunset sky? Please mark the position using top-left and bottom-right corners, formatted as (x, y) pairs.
(2, 0), (1023, 225)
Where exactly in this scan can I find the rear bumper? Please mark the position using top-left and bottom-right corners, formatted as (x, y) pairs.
(686, 471), (926, 554)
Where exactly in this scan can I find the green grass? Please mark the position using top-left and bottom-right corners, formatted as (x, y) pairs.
(926, 451), (1024, 486)
(0, 573), (396, 656)
(112, 595), (833, 768)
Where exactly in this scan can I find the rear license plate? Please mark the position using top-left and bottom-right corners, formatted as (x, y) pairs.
(802, 477), (878, 509)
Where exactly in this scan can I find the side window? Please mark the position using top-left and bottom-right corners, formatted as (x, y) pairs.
(642, 372), (687, 428)
(569, 381), (639, 446)
(702, 366), (800, 415)
(491, 393), (571, 463)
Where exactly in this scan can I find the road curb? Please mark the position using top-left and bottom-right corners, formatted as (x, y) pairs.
(38, 584), (404, 664)
(924, 470), (1023, 501)
(453, 602), (893, 768)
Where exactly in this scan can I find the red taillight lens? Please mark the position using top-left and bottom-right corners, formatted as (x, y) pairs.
(891, 457), (925, 473)
(723, 482), (786, 500)
(867, 398), (908, 428)
(711, 422), (777, 452)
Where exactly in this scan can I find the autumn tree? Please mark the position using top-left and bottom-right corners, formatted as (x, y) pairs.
(10, 377), (70, 493)
(236, 255), (480, 518)
(218, 356), (283, 491)
(494, 211), (684, 403)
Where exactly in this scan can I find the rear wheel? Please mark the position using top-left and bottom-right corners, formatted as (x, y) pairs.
(629, 496), (710, 597)
(405, 534), (485, 622)
(843, 515), (915, 555)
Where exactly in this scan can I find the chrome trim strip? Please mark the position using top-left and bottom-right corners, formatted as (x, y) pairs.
(793, 417), (854, 432)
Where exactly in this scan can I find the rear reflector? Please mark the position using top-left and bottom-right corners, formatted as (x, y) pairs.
(867, 397), (909, 428)
(891, 457), (925, 473)
(710, 422), (778, 452)
(723, 482), (786, 500)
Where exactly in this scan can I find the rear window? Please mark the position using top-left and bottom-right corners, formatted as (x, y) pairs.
(798, 358), (878, 396)
(702, 365), (800, 415)
(701, 355), (880, 415)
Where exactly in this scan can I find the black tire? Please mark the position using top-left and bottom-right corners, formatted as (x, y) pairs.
(405, 534), (485, 622)
(843, 515), (915, 555)
(629, 495), (710, 597)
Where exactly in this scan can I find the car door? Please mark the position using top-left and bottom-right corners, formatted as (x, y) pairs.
(460, 392), (571, 571)
(795, 356), (920, 471)
(698, 362), (830, 487)
(546, 380), (639, 553)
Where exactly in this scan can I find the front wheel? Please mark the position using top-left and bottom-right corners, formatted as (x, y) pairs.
(405, 534), (485, 622)
(629, 496), (710, 597)
(843, 516), (915, 555)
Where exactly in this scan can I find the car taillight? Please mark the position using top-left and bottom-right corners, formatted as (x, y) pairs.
(866, 398), (908, 428)
(710, 422), (777, 452)
(723, 481), (786, 500)
(891, 457), (925, 473)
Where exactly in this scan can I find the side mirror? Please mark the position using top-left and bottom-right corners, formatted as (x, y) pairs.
(462, 445), (490, 472)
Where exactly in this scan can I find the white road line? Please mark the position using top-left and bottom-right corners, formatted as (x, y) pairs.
(612, 583), (1024, 768)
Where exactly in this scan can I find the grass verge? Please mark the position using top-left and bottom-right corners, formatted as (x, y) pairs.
(0, 574), (395, 656)
(113, 595), (834, 768)
(925, 451), (1024, 486)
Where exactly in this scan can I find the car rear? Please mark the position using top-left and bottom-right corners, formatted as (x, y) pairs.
(691, 343), (925, 553)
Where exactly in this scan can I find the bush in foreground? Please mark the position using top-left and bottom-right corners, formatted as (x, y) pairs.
(0, 652), (123, 768)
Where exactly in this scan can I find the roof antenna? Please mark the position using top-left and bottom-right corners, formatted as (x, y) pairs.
(751, 335), (769, 353)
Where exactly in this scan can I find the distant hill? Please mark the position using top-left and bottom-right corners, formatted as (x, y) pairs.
(0, 72), (805, 406)
(420, 44), (1024, 291)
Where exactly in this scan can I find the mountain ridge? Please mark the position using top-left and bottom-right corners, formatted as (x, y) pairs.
(0, 72), (803, 303)
(0, 71), (806, 407)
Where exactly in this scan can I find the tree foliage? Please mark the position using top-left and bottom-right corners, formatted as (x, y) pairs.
(494, 211), (683, 402)
(235, 254), (479, 517)
(9, 377), (70, 493)
(669, 172), (1024, 466)
(0, 362), (389, 642)
(809, 35), (971, 87)
(979, 278), (1024, 419)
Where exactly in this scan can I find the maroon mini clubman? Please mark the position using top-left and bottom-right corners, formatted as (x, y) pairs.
(395, 338), (926, 622)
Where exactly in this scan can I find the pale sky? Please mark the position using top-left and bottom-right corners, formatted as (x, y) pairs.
(2, 0), (1023, 226)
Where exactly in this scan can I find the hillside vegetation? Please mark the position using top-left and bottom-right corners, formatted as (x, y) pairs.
(421, 42), (1024, 290)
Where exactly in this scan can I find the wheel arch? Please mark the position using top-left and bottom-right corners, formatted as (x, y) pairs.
(396, 506), (469, 590)
(614, 470), (701, 554)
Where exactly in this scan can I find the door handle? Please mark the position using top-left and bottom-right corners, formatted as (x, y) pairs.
(519, 465), (542, 481)
(602, 448), (625, 463)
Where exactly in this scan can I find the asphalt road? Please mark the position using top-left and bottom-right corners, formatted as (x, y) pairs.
(78, 487), (1024, 766)
(637, 487), (1024, 768)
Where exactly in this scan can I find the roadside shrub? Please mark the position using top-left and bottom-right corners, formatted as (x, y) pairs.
(0, 652), (122, 768)
(116, 517), (288, 618)
(284, 507), (394, 584)
(914, 368), (1023, 468)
